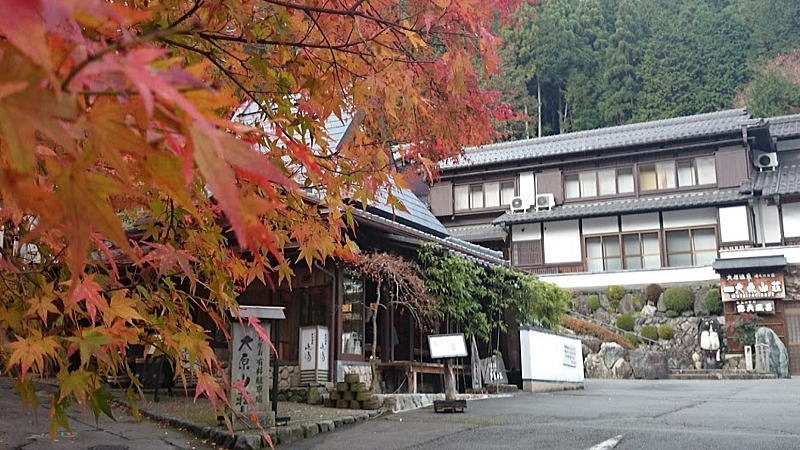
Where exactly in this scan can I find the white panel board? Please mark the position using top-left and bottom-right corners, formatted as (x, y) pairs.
(543, 220), (581, 264)
(428, 334), (468, 359)
(520, 328), (584, 383)
(719, 206), (750, 243)
(782, 203), (800, 238)
(582, 216), (619, 235)
(512, 224), (541, 242)
(519, 172), (536, 207)
(757, 204), (782, 244)
(662, 208), (717, 229)
(621, 213), (660, 232)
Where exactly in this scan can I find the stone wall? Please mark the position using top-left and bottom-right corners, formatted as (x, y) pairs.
(583, 342), (669, 379)
(267, 365), (301, 389)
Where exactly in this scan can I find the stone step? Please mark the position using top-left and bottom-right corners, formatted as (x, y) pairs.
(668, 369), (776, 380)
(485, 383), (519, 394)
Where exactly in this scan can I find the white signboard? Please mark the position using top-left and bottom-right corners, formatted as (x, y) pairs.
(428, 334), (468, 359)
(299, 326), (329, 385)
(520, 328), (584, 383)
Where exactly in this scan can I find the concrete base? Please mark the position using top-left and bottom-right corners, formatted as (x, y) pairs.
(522, 380), (584, 393)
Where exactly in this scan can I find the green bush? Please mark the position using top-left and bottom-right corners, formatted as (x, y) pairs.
(605, 285), (626, 302)
(616, 313), (635, 331)
(666, 310), (679, 318)
(624, 333), (639, 347)
(704, 288), (722, 315)
(631, 293), (644, 311)
(663, 287), (694, 314)
(587, 294), (601, 313)
(658, 324), (674, 340)
(644, 283), (663, 303)
(640, 325), (658, 341)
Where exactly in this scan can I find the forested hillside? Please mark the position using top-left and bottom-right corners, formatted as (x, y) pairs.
(495, 0), (800, 138)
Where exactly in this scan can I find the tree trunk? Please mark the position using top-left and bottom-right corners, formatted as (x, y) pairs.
(443, 358), (457, 401)
(537, 79), (542, 138)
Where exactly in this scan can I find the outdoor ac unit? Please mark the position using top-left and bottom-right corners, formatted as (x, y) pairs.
(754, 151), (779, 170)
(534, 193), (555, 211)
(510, 196), (528, 213)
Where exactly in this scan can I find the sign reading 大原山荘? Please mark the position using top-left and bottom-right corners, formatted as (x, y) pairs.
(720, 272), (785, 302)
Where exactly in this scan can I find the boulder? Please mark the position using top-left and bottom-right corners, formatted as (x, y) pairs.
(584, 354), (611, 378)
(629, 349), (669, 379)
(599, 342), (627, 369)
(620, 294), (634, 314)
(582, 343), (592, 359)
(657, 294), (666, 312)
(681, 310), (694, 318)
(754, 327), (790, 378)
(581, 336), (602, 353)
(611, 359), (633, 379)
(693, 293), (709, 316)
(642, 304), (657, 316)
(594, 308), (611, 325)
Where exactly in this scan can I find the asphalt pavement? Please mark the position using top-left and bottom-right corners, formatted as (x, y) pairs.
(291, 378), (800, 449)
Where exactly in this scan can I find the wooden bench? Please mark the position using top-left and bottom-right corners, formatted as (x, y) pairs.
(378, 361), (468, 393)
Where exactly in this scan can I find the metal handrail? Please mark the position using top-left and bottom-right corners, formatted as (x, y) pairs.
(568, 310), (659, 346)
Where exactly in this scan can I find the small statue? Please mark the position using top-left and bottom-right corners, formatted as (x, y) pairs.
(697, 317), (723, 369)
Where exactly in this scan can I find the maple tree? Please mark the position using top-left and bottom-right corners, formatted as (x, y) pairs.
(0, 0), (516, 436)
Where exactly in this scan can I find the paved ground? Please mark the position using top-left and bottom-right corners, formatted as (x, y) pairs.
(291, 378), (800, 449)
(0, 378), (215, 449)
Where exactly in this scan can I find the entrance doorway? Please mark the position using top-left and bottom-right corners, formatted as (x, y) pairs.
(785, 307), (800, 375)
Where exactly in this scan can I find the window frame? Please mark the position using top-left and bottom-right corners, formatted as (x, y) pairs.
(638, 155), (718, 193)
(665, 226), (719, 267)
(563, 166), (635, 201)
(453, 178), (517, 212)
(584, 230), (661, 272)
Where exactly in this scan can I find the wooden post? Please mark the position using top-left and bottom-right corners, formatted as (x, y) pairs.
(443, 358), (457, 401)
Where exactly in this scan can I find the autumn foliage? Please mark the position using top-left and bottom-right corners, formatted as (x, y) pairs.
(0, 0), (515, 435)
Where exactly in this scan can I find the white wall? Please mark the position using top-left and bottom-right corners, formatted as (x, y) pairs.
(755, 204), (782, 244)
(582, 216), (619, 235)
(520, 328), (584, 383)
(543, 220), (581, 264)
(519, 171), (536, 207)
(662, 208), (717, 229)
(512, 223), (541, 242)
(720, 246), (800, 264)
(719, 205), (750, 243)
(539, 266), (718, 290)
(621, 213), (659, 232)
(782, 203), (800, 238)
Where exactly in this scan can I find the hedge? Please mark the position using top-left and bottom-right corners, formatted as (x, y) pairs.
(561, 315), (634, 350)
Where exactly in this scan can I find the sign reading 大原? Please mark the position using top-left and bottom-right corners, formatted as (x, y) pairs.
(720, 272), (784, 302)
(428, 333), (468, 359)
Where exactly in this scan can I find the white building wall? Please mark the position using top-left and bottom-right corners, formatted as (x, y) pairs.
(621, 213), (660, 232)
(539, 266), (718, 290)
(512, 223), (541, 241)
(755, 204), (782, 244)
(582, 217), (619, 235)
(719, 206), (750, 243)
(519, 172), (536, 208)
(662, 207), (717, 228)
(543, 220), (581, 264)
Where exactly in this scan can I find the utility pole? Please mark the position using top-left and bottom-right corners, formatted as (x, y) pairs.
(537, 79), (542, 138)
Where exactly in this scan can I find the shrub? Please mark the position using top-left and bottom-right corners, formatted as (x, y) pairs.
(561, 315), (634, 349)
(658, 324), (674, 340)
(616, 313), (635, 331)
(704, 287), (722, 315)
(625, 333), (639, 347)
(587, 294), (601, 313)
(640, 325), (658, 341)
(631, 293), (644, 311)
(666, 310), (679, 318)
(605, 285), (626, 302)
(728, 313), (761, 347)
(662, 287), (694, 314)
(644, 283), (663, 303)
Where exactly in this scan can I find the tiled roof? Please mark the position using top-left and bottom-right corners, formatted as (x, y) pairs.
(767, 114), (800, 138)
(447, 224), (507, 242)
(442, 109), (758, 170)
(368, 187), (449, 237)
(750, 165), (800, 196)
(494, 189), (748, 225)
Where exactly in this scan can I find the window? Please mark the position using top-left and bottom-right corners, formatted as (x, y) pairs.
(342, 272), (365, 355)
(666, 227), (717, 267)
(565, 168), (634, 199)
(454, 185), (469, 211)
(586, 232), (661, 272)
(501, 182), (515, 205)
(640, 157), (716, 191)
(455, 180), (515, 210)
(485, 182), (500, 208)
(469, 185), (484, 208)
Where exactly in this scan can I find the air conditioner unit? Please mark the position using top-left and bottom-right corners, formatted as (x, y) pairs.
(534, 193), (555, 211)
(509, 196), (528, 213)
(754, 151), (779, 170)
